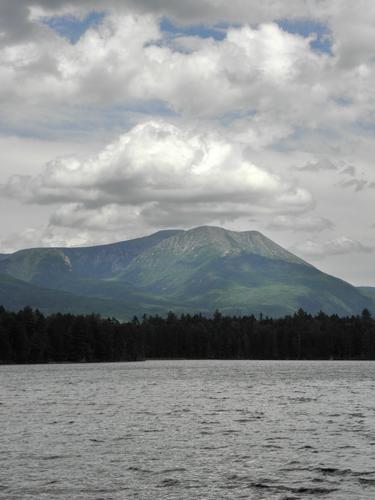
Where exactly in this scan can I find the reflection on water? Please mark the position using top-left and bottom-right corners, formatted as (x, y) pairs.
(1, 360), (375, 499)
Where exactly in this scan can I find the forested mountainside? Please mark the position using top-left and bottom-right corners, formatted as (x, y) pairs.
(0, 226), (373, 318)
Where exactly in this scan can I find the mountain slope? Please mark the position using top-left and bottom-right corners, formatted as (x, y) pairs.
(0, 273), (179, 319)
(0, 273), (127, 317)
(121, 226), (372, 316)
(0, 229), (182, 287)
(357, 287), (375, 308)
(122, 226), (309, 289)
(0, 226), (372, 317)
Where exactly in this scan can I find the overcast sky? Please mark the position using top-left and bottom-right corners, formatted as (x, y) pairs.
(0, 0), (374, 285)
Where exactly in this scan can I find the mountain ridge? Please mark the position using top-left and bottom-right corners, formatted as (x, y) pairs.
(131, 226), (311, 265)
(0, 226), (372, 318)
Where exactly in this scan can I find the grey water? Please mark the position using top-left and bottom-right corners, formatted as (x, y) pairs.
(1, 361), (375, 499)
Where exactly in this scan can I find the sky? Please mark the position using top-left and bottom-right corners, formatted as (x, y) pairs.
(0, 0), (374, 285)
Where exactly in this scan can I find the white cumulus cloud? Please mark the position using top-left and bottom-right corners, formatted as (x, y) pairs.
(3, 120), (314, 230)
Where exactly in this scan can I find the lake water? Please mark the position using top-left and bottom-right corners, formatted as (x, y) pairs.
(1, 360), (375, 499)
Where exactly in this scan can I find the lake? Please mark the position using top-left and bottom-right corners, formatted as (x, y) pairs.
(1, 360), (375, 499)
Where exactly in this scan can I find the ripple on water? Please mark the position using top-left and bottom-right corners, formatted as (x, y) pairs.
(1, 360), (375, 500)
(157, 478), (180, 487)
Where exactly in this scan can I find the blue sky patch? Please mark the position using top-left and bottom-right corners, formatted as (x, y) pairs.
(42, 11), (105, 44)
(277, 19), (332, 54)
(160, 17), (227, 41)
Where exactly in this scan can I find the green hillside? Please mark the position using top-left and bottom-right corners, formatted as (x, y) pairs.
(0, 226), (372, 317)
(122, 227), (372, 316)
(0, 229), (182, 287)
(357, 287), (375, 307)
(0, 273), (174, 319)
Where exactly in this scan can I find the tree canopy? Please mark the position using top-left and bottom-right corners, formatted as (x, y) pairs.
(1, 306), (375, 363)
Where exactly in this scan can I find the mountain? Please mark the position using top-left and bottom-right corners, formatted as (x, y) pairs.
(0, 272), (125, 317)
(0, 229), (182, 287)
(0, 226), (372, 318)
(0, 273), (178, 319)
(357, 287), (375, 308)
(121, 226), (372, 316)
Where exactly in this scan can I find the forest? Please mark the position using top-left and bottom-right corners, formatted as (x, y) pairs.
(1, 305), (375, 363)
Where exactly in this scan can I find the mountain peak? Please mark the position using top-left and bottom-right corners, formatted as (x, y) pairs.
(0, 225), (372, 317)
(151, 225), (309, 265)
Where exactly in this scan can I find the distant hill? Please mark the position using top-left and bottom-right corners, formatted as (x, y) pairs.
(0, 226), (373, 318)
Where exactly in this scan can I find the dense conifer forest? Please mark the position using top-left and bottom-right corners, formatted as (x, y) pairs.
(1, 305), (375, 363)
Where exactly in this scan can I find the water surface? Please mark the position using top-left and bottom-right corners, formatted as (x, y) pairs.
(1, 360), (375, 499)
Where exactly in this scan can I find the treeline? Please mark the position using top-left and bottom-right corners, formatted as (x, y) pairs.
(1, 306), (375, 363)
(0, 306), (143, 364)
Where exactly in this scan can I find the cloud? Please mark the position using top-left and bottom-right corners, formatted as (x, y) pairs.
(108, 0), (330, 25)
(0, 11), (332, 125)
(340, 165), (356, 176)
(297, 158), (371, 193)
(292, 236), (373, 259)
(330, 1), (375, 69)
(339, 178), (367, 191)
(297, 159), (359, 176)
(1, 4), (374, 151)
(298, 158), (337, 171)
(267, 215), (334, 232)
(0, 1), (332, 46)
(3, 120), (314, 230)
(50, 203), (141, 232)
(0, 2), (374, 127)
(0, 225), (93, 253)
